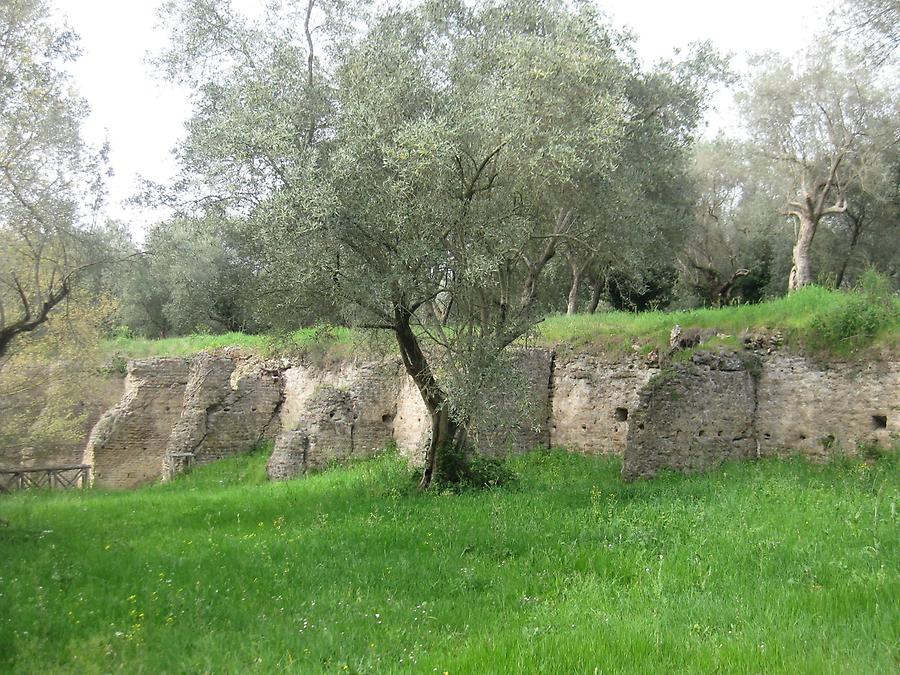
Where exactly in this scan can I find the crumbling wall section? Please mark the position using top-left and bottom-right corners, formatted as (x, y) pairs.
(756, 355), (899, 458)
(622, 352), (759, 481)
(163, 354), (282, 479)
(83, 348), (899, 488)
(468, 348), (554, 456)
(84, 359), (190, 488)
(273, 359), (401, 475)
(392, 349), (554, 465)
(1, 374), (124, 470)
(266, 430), (311, 481)
(550, 353), (656, 455)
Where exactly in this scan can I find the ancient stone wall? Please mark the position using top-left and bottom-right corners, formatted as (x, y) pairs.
(756, 355), (899, 458)
(77, 347), (898, 488)
(266, 430), (311, 480)
(163, 355), (282, 479)
(391, 349), (554, 464)
(622, 352), (759, 481)
(277, 358), (402, 471)
(621, 350), (900, 480)
(393, 376), (430, 463)
(469, 349), (554, 456)
(84, 359), (190, 488)
(551, 352), (655, 455)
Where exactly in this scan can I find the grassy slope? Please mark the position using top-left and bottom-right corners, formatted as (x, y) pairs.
(539, 286), (851, 351)
(107, 326), (358, 359)
(1, 451), (897, 673)
(108, 287), (900, 360)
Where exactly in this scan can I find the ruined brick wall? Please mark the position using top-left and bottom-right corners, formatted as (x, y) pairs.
(392, 349), (554, 465)
(393, 376), (430, 463)
(79, 348), (898, 488)
(84, 359), (190, 488)
(278, 358), (401, 471)
(469, 349), (554, 456)
(163, 355), (282, 479)
(621, 350), (900, 481)
(266, 430), (310, 480)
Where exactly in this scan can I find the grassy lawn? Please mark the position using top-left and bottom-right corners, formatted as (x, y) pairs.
(1, 450), (897, 673)
(107, 285), (900, 360)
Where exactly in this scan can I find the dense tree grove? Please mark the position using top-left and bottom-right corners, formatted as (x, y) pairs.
(116, 0), (895, 333)
(0, 0), (897, 483)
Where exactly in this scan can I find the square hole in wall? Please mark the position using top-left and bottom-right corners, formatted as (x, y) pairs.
(614, 407), (628, 422)
(872, 414), (887, 429)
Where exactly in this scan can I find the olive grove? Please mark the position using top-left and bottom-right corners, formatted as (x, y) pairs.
(143, 0), (899, 485)
(739, 42), (898, 291)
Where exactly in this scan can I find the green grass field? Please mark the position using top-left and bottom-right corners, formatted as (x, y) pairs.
(108, 285), (900, 360)
(2, 450), (897, 673)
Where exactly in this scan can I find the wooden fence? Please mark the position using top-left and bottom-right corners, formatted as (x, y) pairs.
(0, 465), (91, 493)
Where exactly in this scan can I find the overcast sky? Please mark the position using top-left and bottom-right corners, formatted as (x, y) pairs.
(58, 0), (830, 237)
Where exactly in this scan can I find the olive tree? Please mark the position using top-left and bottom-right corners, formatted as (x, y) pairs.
(556, 42), (731, 315)
(836, 0), (900, 66)
(739, 42), (898, 291)
(0, 0), (110, 360)
(159, 0), (632, 487)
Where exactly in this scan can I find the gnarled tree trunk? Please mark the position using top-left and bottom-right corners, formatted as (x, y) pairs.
(716, 268), (750, 306)
(785, 151), (850, 292)
(788, 211), (817, 291)
(566, 258), (584, 315)
(392, 303), (458, 489)
(588, 276), (604, 314)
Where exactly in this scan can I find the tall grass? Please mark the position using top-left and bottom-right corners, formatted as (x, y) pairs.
(1, 450), (897, 673)
(539, 284), (899, 355)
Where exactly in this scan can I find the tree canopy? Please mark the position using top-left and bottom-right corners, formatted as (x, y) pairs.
(0, 0), (111, 359)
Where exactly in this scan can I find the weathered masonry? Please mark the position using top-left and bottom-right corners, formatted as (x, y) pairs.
(81, 348), (898, 488)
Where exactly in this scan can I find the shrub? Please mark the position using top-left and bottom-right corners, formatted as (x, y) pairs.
(807, 269), (899, 353)
(434, 444), (517, 490)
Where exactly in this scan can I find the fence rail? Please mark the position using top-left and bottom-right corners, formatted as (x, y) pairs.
(0, 465), (91, 492)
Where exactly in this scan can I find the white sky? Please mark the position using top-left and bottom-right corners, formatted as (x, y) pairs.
(58, 0), (830, 237)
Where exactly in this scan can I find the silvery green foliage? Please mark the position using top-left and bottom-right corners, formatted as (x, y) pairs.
(156, 0), (654, 448)
(836, 0), (899, 67)
(738, 39), (898, 289)
(571, 42), (731, 307)
(0, 0), (109, 357)
(118, 216), (264, 336)
(679, 138), (790, 305)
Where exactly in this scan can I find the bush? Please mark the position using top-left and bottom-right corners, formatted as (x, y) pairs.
(434, 444), (517, 490)
(807, 269), (899, 353)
